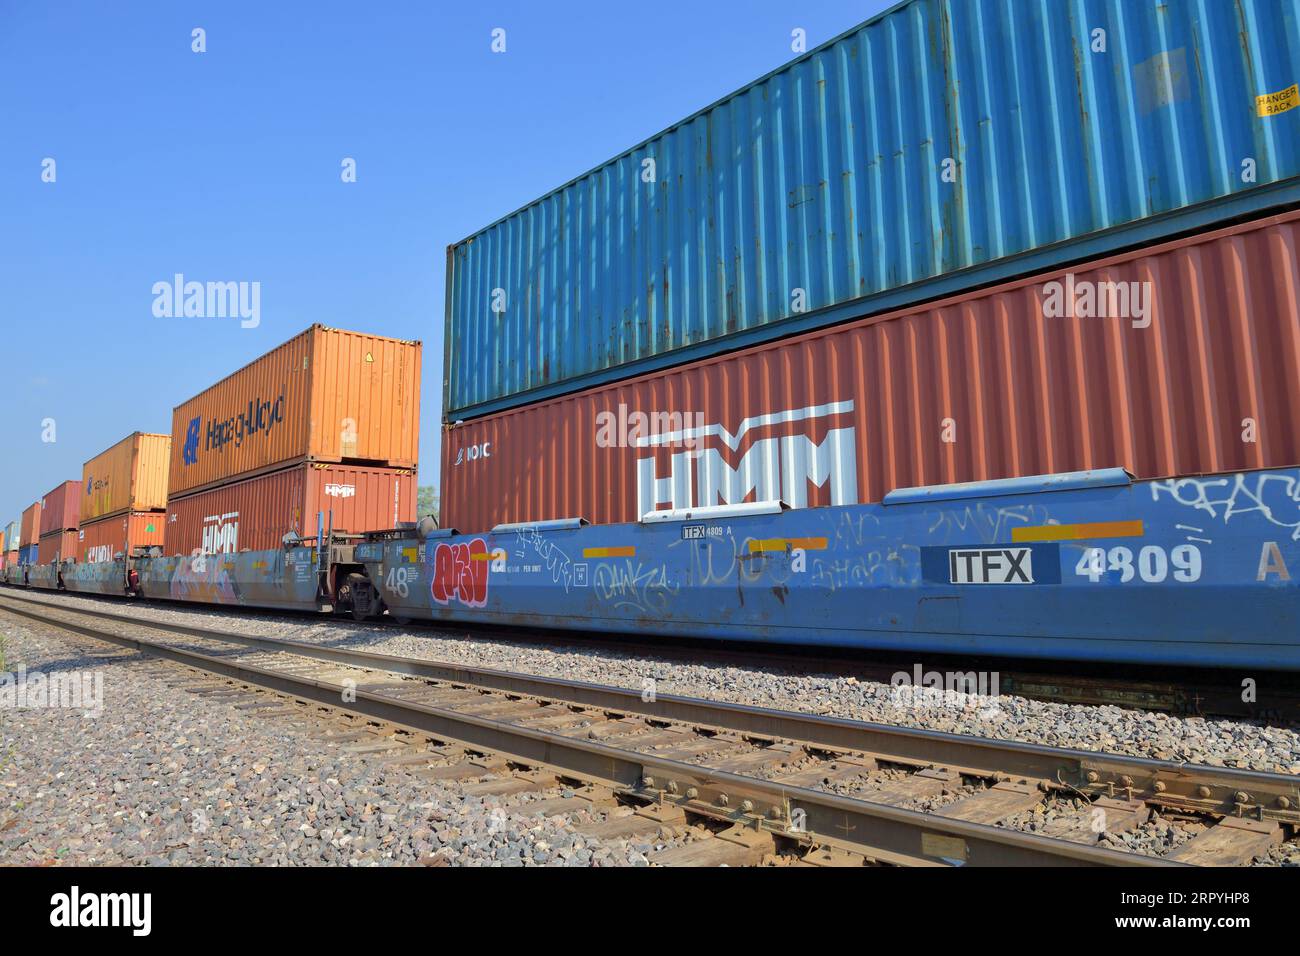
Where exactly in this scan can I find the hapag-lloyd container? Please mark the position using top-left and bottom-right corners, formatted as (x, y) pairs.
(82, 432), (171, 522)
(20, 502), (42, 546)
(441, 209), (1300, 532)
(37, 529), (78, 565)
(164, 461), (416, 556)
(78, 513), (167, 563)
(169, 325), (421, 498)
(39, 481), (82, 537)
(446, 0), (1300, 420)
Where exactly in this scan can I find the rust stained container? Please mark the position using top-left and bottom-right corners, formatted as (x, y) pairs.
(20, 502), (41, 547)
(37, 529), (78, 565)
(82, 432), (171, 522)
(442, 209), (1300, 533)
(78, 512), (167, 563)
(169, 325), (421, 499)
(39, 481), (82, 536)
(164, 462), (416, 556)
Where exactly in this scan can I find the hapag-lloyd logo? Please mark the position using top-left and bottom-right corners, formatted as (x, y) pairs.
(635, 401), (858, 514)
(182, 387), (287, 467)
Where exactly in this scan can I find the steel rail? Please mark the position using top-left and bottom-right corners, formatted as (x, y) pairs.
(2, 590), (1296, 828)
(0, 594), (1195, 867)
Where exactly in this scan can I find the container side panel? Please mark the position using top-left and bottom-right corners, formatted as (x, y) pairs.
(442, 210), (1300, 532)
(445, 0), (1300, 417)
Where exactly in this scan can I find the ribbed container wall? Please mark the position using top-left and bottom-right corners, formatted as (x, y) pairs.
(446, 0), (1300, 419)
(164, 462), (417, 556)
(81, 432), (171, 522)
(77, 513), (167, 563)
(4, 522), (17, 552)
(18, 544), (38, 565)
(20, 503), (42, 547)
(37, 530), (78, 565)
(442, 210), (1300, 532)
(169, 325), (421, 498)
(38, 481), (82, 536)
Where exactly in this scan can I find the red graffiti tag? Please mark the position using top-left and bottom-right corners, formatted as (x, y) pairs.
(431, 538), (489, 608)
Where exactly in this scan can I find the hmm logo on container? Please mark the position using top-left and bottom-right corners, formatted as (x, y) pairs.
(201, 512), (239, 554)
(324, 483), (356, 498)
(637, 401), (858, 515)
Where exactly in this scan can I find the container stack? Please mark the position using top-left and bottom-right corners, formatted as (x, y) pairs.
(164, 324), (421, 556)
(77, 432), (171, 563)
(439, 0), (1300, 533)
(4, 519), (19, 567)
(37, 480), (80, 565)
(19, 502), (41, 565)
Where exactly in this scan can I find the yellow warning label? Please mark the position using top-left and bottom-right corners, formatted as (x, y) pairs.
(921, 832), (967, 861)
(1012, 520), (1144, 543)
(582, 546), (635, 559)
(1257, 84), (1299, 117)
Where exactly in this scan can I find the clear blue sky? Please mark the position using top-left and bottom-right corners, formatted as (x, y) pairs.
(0, 0), (890, 524)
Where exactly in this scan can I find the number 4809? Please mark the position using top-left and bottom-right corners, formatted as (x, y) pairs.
(1074, 544), (1202, 583)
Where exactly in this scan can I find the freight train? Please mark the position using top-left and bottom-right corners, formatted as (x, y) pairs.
(5, 0), (1300, 672)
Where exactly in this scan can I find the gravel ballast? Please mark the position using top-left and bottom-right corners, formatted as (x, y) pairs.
(0, 616), (695, 866)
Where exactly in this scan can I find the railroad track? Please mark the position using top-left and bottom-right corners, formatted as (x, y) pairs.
(4, 583), (1292, 722)
(2, 591), (1296, 867)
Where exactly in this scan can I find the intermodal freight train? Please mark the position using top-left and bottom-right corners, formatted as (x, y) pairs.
(6, 0), (1300, 671)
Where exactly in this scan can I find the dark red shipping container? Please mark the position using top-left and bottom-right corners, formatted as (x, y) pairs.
(77, 512), (167, 563)
(39, 480), (81, 536)
(37, 529), (78, 565)
(20, 502), (42, 547)
(165, 462), (416, 555)
(442, 210), (1300, 533)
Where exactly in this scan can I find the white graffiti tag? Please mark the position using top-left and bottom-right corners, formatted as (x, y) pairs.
(1150, 472), (1300, 541)
(514, 527), (577, 591)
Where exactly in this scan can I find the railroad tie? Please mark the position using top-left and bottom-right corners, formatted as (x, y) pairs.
(772, 755), (878, 789)
(649, 825), (775, 867)
(1034, 798), (1149, 844)
(1167, 817), (1282, 866)
(577, 802), (687, 841)
(935, 780), (1045, 825)
(518, 789), (619, 818)
(708, 743), (803, 774)
(460, 770), (558, 798)
(866, 767), (961, 806)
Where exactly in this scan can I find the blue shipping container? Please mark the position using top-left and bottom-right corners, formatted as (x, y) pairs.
(446, 0), (1300, 419)
(18, 544), (38, 565)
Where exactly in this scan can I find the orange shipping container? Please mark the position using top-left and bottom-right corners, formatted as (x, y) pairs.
(37, 529), (78, 565)
(82, 432), (171, 522)
(168, 325), (421, 498)
(78, 513), (167, 563)
(20, 502), (42, 547)
(164, 462), (416, 555)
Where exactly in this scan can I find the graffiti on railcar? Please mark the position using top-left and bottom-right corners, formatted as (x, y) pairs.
(1150, 471), (1300, 541)
(592, 560), (679, 617)
(925, 502), (1055, 545)
(168, 558), (240, 604)
(430, 537), (490, 608)
(512, 527), (581, 592)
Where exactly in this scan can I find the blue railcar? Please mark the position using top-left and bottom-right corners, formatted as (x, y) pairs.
(446, 0), (1300, 419)
(26, 464), (1300, 670)
(350, 467), (1300, 670)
